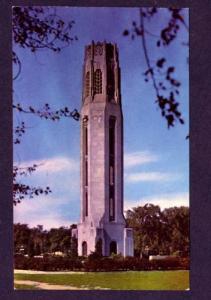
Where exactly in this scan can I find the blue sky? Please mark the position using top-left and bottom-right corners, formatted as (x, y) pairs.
(13, 7), (189, 229)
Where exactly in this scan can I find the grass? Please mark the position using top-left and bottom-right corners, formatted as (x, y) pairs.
(14, 270), (189, 290)
(14, 283), (41, 290)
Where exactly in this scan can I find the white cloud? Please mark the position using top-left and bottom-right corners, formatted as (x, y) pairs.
(16, 156), (79, 174)
(15, 214), (73, 230)
(14, 156), (80, 229)
(125, 172), (182, 183)
(14, 195), (77, 230)
(124, 192), (189, 211)
(124, 151), (159, 168)
(14, 155), (80, 196)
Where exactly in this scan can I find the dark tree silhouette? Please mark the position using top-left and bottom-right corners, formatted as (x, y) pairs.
(123, 7), (188, 128)
(13, 164), (51, 205)
(13, 104), (80, 145)
(12, 6), (77, 79)
(13, 6), (80, 204)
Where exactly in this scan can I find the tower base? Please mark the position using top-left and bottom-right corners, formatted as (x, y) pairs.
(73, 222), (134, 257)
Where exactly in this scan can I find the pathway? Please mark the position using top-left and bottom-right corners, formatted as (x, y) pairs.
(14, 279), (90, 290)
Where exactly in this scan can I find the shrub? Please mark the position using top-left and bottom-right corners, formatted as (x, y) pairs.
(14, 255), (83, 271)
(14, 255), (189, 271)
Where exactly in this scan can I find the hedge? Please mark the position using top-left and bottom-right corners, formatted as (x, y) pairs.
(14, 255), (83, 271)
(14, 255), (189, 272)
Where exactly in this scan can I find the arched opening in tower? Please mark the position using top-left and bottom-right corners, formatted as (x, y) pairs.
(82, 241), (88, 256)
(110, 241), (117, 255)
(95, 238), (103, 256)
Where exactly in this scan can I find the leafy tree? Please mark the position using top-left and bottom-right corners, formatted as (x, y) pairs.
(28, 239), (35, 257)
(31, 225), (45, 254)
(162, 206), (189, 255)
(14, 223), (31, 254)
(14, 223), (74, 256)
(34, 243), (41, 256)
(69, 236), (78, 258)
(13, 6), (80, 205)
(48, 227), (70, 253)
(126, 204), (189, 257)
(126, 204), (163, 256)
(69, 224), (78, 258)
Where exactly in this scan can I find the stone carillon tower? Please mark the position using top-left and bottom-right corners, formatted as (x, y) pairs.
(75, 41), (133, 257)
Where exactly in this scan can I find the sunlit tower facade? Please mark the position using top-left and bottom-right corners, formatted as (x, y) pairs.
(75, 41), (134, 257)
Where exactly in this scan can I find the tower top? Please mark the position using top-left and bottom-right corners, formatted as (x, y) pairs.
(82, 41), (121, 105)
(84, 41), (119, 62)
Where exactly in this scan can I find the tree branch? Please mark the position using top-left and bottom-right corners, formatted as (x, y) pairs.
(13, 103), (80, 121)
(140, 9), (159, 98)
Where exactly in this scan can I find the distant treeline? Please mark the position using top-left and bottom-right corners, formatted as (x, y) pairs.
(14, 204), (189, 258)
(14, 223), (78, 258)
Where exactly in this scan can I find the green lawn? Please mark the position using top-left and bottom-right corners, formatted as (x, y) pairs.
(15, 270), (189, 290)
(14, 283), (41, 290)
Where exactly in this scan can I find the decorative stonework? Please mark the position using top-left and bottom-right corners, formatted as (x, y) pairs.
(86, 46), (91, 58)
(86, 43), (103, 58)
(94, 43), (103, 56)
(92, 114), (103, 127)
(77, 42), (134, 257)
